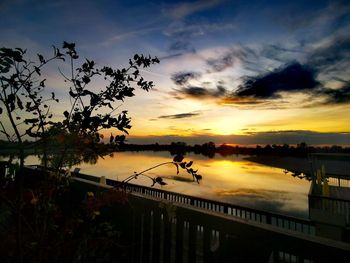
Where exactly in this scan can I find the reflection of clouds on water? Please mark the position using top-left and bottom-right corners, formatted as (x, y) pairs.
(14, 151), (310, 218)
(214, 188), (289, 200)
(212, 187), (308, 218)
(167, 175), (194, 183)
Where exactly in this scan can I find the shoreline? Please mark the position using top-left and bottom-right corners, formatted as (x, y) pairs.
(245, 155), (350, 177)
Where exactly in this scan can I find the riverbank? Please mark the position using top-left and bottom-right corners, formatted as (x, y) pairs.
(245, 155), (350, 177)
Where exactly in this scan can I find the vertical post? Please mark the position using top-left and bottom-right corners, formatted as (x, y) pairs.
(131, 209), (142, 263)
(163, 213), (172, 262)
(175, 217), (183, 263)
(203, 226), (211, 263)
(142, 211), (151, 263)
(188, 222), (197, 263)
(152, 211), (161, 263)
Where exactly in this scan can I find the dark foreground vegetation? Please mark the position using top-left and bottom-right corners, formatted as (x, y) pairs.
(0, 42), (163, 262)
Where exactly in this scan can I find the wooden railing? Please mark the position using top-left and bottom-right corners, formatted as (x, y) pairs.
(72, 176), (350, 263)
(72, 171), (316, 236)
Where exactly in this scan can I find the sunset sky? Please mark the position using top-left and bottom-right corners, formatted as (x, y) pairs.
(1, 0), (350, 145)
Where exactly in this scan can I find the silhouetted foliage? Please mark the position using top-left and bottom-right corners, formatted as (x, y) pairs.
(0, 42), (161, 262)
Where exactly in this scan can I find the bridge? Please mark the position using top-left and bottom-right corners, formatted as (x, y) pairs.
(69, 169), (350, 262)
(1, 162), (350, 262)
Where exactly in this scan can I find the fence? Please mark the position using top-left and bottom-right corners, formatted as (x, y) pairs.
(72, 171), (316, 236)
(309, 182), (350, 225)
(72, 176), (350, 262)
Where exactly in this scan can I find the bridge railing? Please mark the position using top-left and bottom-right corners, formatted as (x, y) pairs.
(309, 182), (350, 225)
(72, 176), (350, 263)
(72, 171), (316, 236)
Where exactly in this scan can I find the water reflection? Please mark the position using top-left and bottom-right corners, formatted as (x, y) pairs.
(4, 151), (310, 218)
(68, 151), (310, 218)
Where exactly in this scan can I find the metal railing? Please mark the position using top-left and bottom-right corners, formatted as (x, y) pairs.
(72, 171), (316, 236)
(72, 176), (350, 263)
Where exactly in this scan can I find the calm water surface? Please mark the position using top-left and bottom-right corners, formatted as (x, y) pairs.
(18, 151), (311, 218)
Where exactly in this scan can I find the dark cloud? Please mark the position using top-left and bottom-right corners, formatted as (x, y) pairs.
(321, 83), (350, 104)
(172, 60), (350, 107)
(235, 62), (320, 99)
(182, 86), (208, 96)
(158, 112), (200, 119)
(171, 71), (201, 86)
(177, 85), (227, 99)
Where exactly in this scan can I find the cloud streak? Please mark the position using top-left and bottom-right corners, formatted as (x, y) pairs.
(163, 0), (222, 20)
(158, 112), (201, 119)
(173, 85), (227, 100)
(206, 46), (256, 72)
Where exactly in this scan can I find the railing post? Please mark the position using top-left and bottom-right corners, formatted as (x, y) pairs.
(131, 208), (142, 263)
(175, 217), (184, 263)
(141, 211), (151, 263)
(163, 213), (172, 262)
(224, 205), (228, 214)
(266, 214), (271, 224)
(188, 222), (197, 263)
(203, 227), (212, 263)
(151, 210), (161, 263)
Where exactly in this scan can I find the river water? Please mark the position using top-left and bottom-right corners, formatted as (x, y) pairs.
(7, 151), (312, 218)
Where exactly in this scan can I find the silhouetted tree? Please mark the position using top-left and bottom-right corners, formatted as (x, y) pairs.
(0, 42), (159, 262)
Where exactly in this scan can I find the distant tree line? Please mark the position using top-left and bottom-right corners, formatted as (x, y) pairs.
(1, 139), (349, 159)
(119, 141), (350, 158)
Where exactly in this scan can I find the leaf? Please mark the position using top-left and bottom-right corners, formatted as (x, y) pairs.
(179, 162), (186, 169)
(34, 66), (41, 75)
(69, 90), (77, 98)
(195, 174), (202, 183)
(37, 54), (45, 64)
(63, 110), (69, 118)
(24, 118), (39, 124)
(40, 79), (46, 87)
(0, 107), (2, 114)
(155, 177), (167, 186)
(16, 96), (23, 110)
(82, 75), (90, 84)
(173, 155), (184, 163)
(63, 41), (75, 49)
(15, 47), (24, 54)
(186, 161), (193, 167)
(8, 94), (15, 111)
